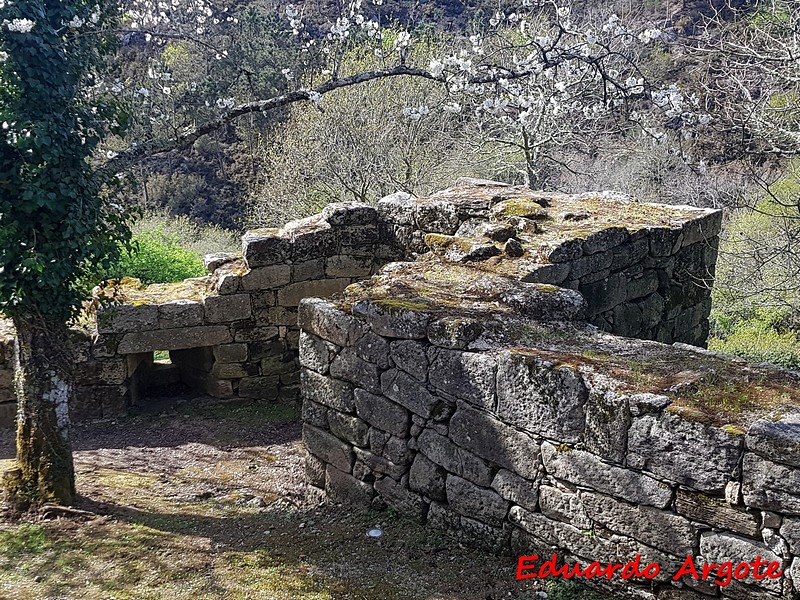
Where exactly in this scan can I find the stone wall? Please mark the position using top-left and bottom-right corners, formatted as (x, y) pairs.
(0, 179), (722, 429)
(298, 287), (800, 600)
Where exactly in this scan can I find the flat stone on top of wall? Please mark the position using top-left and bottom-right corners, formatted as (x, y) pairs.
(242, 230), (290, 267)
(298, 298), (366, 348)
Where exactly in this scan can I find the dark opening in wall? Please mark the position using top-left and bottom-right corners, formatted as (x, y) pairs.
(127, 347), (219, 404)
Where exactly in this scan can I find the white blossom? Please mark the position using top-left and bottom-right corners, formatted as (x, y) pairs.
(638, 28), (662, 44)
(5, 18), (35, 33)
(442, 102), (462, 113)
(67, 16), (84, 28)
(0, 51), (7, 62)
(482, 97), (509, 115)
(402, 105), (429, 121)
(429, 58), (444, 78)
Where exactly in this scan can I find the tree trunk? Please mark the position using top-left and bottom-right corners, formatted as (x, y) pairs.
(3, 314), (76, 509)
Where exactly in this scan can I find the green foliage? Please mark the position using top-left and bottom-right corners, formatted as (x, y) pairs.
(709, 308), (800, 369)
(0, 0), (130, 323)
(130, 211), (241, 257)
(112, 228), (206, 285)
(0, 524), (49, 556)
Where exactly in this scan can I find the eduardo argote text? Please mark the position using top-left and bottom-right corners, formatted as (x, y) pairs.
(516, 553), (784, 587)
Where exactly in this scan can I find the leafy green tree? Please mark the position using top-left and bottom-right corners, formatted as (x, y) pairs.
(0, 0), (129, 507)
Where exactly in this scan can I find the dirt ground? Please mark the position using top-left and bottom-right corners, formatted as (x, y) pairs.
(0, 398), (610, 600)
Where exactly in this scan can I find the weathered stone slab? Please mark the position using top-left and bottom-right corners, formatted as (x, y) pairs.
(377, 192), (416, 226)
(541, 442), (672, 508)
(213, 343), (248, 364)
(446, 475), (509, 526)
(322, 202), (377, 226)
(354, 333), (390, 369)
(747, 413), (800, 467)
(582, 227), (630, 255)
(329, 347), (380, 394)
(325, 465), (373, 507)
(743, 452), (800, 515)
(580, 272), (627, 316)
(327, 410), (369, 447)
(117, 326), (232, 354)
(415, 201), (459, 234)
(241, 265), (292, 291)
(237, 375), (279, 399)
(699, 532), (783, 593)
(353, 447), (406, 479)
(301, 368), (354, 412)
(390, 340), (428, 381)
(353, 389), (409, 437)
(98, 303), (158, 334)
(298, 298), (366, 347)
(158, 299), (204, 329)
(278, 278), (352, 307)
(204, 294), (251, 323)
(429, 349), (497, 411)
(585, 391), (631, 463)
(676, 489), (759, 538)
(581, 491), (695, 554)
(449, 406), (540, 480)
(538, 485), (592, 529)
(409, 453), (447, 501)
(242, 230), (291, 267)
(627, 411), (743, 493)
(427, 316), (483, 350)
(381, 369), (442, 419)
(351, 300), (431, 339)
(416, 428), (494, 486)
(496, 352), (587, 443)
(492, 470), (540, 512)
(374, 476), (426, 520)
(303, 424), (353, 472)
(326, 255), (373, 278)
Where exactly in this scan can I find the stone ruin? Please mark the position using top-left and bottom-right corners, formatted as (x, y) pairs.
(3, 179), (800, 599)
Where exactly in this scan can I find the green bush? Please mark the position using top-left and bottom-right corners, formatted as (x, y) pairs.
(113, 228), (206, 284)
(708, 316), (800, 369)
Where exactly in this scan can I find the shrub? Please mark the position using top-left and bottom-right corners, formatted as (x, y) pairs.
(708, 316), (800, 369)
(112, 228), (206, 284)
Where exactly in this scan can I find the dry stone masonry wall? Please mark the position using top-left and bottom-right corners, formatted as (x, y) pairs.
(299, 279), (800, 600)
(0, 178), (722, 426)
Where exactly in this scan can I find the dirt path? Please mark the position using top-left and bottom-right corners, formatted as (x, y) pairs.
(0, 399), (606, 600)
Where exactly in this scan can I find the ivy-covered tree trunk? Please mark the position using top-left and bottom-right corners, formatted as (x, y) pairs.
(4, 315), (76, 509)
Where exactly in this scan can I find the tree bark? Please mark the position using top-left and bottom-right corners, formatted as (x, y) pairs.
(3, 314), (76, 509)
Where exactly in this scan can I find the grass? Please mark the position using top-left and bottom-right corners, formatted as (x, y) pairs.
(1, 401), (618, 600)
